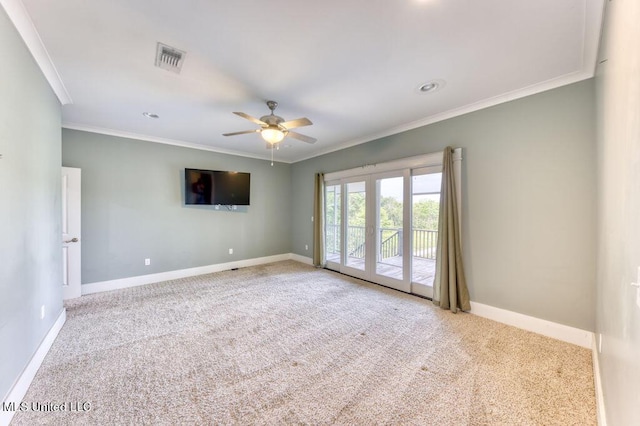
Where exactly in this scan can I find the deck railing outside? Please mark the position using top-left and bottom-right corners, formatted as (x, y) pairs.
(325, 224), (438, 261)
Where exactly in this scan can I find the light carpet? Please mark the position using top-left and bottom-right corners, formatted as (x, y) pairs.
(12, 260), (595, 425)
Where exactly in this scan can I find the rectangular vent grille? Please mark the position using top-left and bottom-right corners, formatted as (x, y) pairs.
(155, 43), (186, 73)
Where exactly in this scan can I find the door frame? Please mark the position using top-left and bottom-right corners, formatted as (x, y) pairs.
(61, 167), (81, 300)
(323, 149), (463, 295)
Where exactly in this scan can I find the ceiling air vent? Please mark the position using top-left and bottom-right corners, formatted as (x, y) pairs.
(155, 43), (186, 74)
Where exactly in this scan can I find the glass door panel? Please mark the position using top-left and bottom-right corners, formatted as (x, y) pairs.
(324, 184), (341, 265)
(411, 172), (442, 287)
(323, 167), (444, 296)
(345, 181), (366, 271)
(375, 176), (404, 281)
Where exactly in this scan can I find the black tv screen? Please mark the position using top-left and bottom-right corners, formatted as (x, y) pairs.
(185, 168), (250, 206)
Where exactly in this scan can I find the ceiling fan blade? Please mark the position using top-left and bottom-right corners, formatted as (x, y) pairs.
(233, 112), (267, 126)
(222, 129), (260, 136)
(288, 131), (317, 144)
(280, 117), (312, 129)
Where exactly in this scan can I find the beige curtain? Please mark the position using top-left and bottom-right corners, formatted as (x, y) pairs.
(313, 173), (326, 267)
(433, 147), (470, 312)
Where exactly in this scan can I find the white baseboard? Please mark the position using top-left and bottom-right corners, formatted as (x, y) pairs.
(592, 334), (607, 426)
(469, 301), (593, 349)
(290, 253), (313, 265)
(82, 253), (309, 295)
(1, 308), (66, 426)
(0, 265), (604, 426)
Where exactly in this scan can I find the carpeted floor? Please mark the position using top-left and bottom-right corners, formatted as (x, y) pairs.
(12, 261), (595, 425)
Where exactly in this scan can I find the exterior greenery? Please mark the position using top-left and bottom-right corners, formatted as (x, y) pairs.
(325, 185), (439, 259)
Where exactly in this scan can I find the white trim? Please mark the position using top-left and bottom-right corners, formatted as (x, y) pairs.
(63, 124), (293, 164)
(1, 309), (66, 426)
(583, 0), (606, 76)
(82, 253), (301, 295)
(293, 70), (594, 163)
(66, 70), (593, 165)
(411, 282), (433, 299)
(469, 301), (593, 349)
(453, 147), (463, 246)
(290, 253), (313, 265)
(0, 0), (72, 105)
(2, 0), (601, 163)
(324, 152), (444, 181)
(592, 334), (607, 426)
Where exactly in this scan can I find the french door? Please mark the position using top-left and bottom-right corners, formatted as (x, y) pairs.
(325, 167), (442, 295)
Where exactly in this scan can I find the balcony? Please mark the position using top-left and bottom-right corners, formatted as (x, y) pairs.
(325, 225), (437, 285)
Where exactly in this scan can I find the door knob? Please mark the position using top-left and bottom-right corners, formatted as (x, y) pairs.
(64, 237), (79, 243)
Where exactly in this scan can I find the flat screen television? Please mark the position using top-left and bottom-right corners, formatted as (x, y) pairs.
(185, 168), (250, 206)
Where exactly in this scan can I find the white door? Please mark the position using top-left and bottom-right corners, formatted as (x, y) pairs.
(322, 150), (461, 297)
(61, 167), (81, 299)
(324, 169), (440, 295)
(410, 167), (442, 299)
(340, 178), (370, 281)
(325, 172), (410, 292)
(371, 170), (410, 292)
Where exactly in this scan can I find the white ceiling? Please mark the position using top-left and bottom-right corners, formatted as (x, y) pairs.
(11, 0), (604, 163)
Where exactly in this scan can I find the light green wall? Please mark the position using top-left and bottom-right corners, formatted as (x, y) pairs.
(62, 129), (292, 284)
(291, 80), (596, 331)
(0, 9), (63, 400)
(595, 1), (640, 424)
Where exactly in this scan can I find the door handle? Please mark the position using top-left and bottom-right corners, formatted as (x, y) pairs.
(64, 238), (79, 243)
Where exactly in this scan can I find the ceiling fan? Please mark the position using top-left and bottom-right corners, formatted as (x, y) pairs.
(223, 100), (317, 147)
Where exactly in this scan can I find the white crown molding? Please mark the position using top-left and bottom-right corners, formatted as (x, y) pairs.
(6, 0), (600, 165)
(65, 68), (592, 166)
(64, 71), (595, 166)
(292, 70), (593, 163)
(62, 123), (293, 164)
(0, 308), (66, 426)
(292, 0), (604, 163)
(1, 0), (72, 105)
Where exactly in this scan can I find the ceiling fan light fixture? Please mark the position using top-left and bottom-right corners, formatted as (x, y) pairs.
(261, 127), (286, 144)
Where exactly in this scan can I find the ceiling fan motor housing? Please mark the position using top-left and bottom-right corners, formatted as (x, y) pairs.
(260, 114), (285, 127)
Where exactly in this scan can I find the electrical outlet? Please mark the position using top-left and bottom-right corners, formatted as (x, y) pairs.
(145, 258), (151, 266)
(232, 205), (237, 210)
(40, 305), (45, 320)
(215, 205), (220, 210)
(229, 248), (233, 254)
(305, 244), (309, 251)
